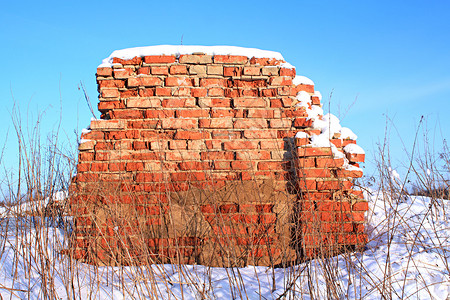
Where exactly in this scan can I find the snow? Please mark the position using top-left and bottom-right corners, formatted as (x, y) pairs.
(295, 131), (309, 139)
(0, 189), (448, 299)
(79, 138), (91, 144)
(99, 45), (285, 68)
(293, 75), (314, 86)
(344, 143), (365, 154)
(81, 128), (91, 134)
(341, 127), (358, 140)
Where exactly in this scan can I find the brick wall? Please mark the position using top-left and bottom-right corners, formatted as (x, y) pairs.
(70, 48), (368, 266)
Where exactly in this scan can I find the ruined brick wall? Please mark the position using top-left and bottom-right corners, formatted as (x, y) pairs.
(71, 47), (368, 266)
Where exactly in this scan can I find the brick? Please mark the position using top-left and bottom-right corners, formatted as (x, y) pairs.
(98, 80), (125, 89)
(347, 153), (365, 163)
(258, 161), (291, 171)
(200, 78), (227, 87)
(166, 151), (201, 161)
(261, 66), (279, 76)
(260, 140), (285, 150)
(97, 67), (113, 76)
(162, 98), (196, 108)
(247, 109), (274, 118)
(199, 118), (233, 129)
(191, 88), (208, 98)
(280, 68), (295, 76)
(223, 140), (258, 150)
(175, 109), (209, 118)
(262, 89), (277, 97)
(169, 86), (191, 96)
(214, 55), (248, 64)
(198, 98), (231, 108)
(212, 130), (242, 139)
(144, 55), (176, 64)
(179, 54), (212, 64)
(243, 67), (261, 75)
(174, 131), (210, 140)
(249, 57), (282, 66)
(98, 101), (124, 112)
(165, 77), (193, 87)
(90, 119), (126, 130)
(205, 140), (222, 149)
(151, 66), (169, 75)
(113, 68), (133, 78)
(127, 77), (163, 87)
(233, 119), (267, 129)
(269, 119), (292, 128)
(137, 67), (150, 75)
(295, 84), (314, 93)
(207, 65), (223, 75)
(145, 109), (174, 118)
(138, 88), (155, 97)
(207, 87), (224, 97)
(297, 147), (332, 157)
(187, 140), (206, 150)
(353, 202), (369, 211)
(81, 130), (103, 140)
(243, 130), (277, 139)
(179, 161), (211, 171)
(201, 151), (234, 160)
(155, 87), (172, 96)
(127, 98), (161, 108)
(232, 79), (267, 88)
(170, 65), (188, 75)
(189, 65), (207, 75)
(112, 56), (142, 65)
(213, 161), (231, 170)
(91, 162), (108, 172)
(233, 98), (267, 108)
(231, 161), (254, 170)
(161, 118), (198, 129)
(268, 76), (292, 86)
(298, 168), (332, 178)
(317, 180), (353, 190)
(111, 110), (143, 119)
(127, 120), (158, 129)
(235, 150), (271, 160)
(101, 89), (120, 98)
(211, 109), (234, 118)
(223, 67), (243, 77)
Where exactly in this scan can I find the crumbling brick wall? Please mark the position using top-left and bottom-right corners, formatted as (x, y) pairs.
(71, 46), (368, 266)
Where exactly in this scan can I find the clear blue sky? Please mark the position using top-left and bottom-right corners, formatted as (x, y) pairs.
(1, 0), (449, 184)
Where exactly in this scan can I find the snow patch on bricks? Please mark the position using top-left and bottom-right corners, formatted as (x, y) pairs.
(99, 45), (285, 67)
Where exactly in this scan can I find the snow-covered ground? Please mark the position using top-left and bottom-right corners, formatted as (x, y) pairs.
(0, 189), (448, 299)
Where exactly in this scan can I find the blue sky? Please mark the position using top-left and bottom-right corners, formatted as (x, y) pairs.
(1, 0), (449, 183)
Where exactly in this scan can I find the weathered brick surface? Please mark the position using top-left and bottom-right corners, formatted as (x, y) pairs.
(71, 49), (367, 267)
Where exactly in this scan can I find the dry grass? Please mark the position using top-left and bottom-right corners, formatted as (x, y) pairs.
(0, 109), (448, 299)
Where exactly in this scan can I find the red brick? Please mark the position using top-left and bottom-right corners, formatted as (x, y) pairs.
(151, 66), (169, 75)
(347, 153), (365, 163)
(162, 98), (196, 108)
(214, 55), (248, 64)
(98, 101), (124, 112)
(126, 162), (145, 171)
(223, 67), (243, 77)
(161, 118), (198, 129)
(249, 57), (282, 66)
(178, 161), (211, 171)
(231, 161), (254, 170)
(155, 87), (172, 96)
(232, 79), (267, 88)
(112, 56), (142, 65)
(243, 130), (277, 139)
(298, 168), (332, 178)
(295, 84), (314, 93)
(170, 65), (188, 75)
(208, 87), (224, 97)
(260, 140), (285, 149)
(234, 119), (267, 129)
(317, 180), (353, 190)
(111, 110), (143, 119)
(247, 109), (274, 118)
(127, 77), (163, 87)
(294, 118), (313, 127)
(91, 163), (108, 172)
(268, 76), (292, 86)
(213, 161), (231, 170)
(223, 140), (258, 150)
(201, 151), (234, 160)
(200, 78), (227, 87)
(175, 109), (209, 118)
(198, 98), (231, 108)
(101, 89), (120, 98)
(199, 119), (233, 129)
(243, 67), (261, 75)
(98, 80), (125, 89)
(165, 151), (201, 161)
(97, 67), (113, 76)
(235, 150), (271, 160)
(279, 68), (295, 76)
(233, 98), (267, 108)
(138, 88), (155, 97)
(258, 161), (291, 171)
(297, 147), (332, 157)
(145, 109), (174, 118)
(165, 77), (193, 87)
(174, 131), (210, 140)
(137, 67), (150, 75)
(353, 202), (369, 211)
(211, 109), (234, 118)
(113, 68), (133, 78)
(191, 88), (207, 97)
(144, 55), (176, 64)
(127, 98), (161, 108)
(173, 87), (192, 96)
